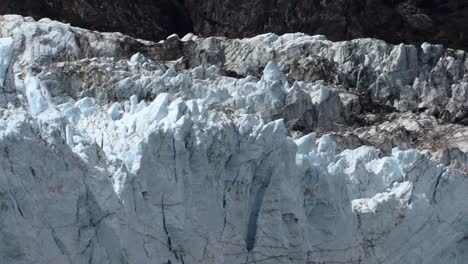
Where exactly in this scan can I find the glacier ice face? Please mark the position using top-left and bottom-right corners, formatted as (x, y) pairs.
(0, 37), (15, 107)
(0, 37), (13, 87)
(186, 33), (468, 125)
(24, 74), (51, 115)
(0, 15), (467, 264)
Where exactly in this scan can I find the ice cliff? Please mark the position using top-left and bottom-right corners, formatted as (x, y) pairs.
(0, 15), (468, 264)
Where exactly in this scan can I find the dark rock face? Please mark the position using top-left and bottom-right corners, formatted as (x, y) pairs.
(0, 0), (193, 41)
(1, 0), (468, 49)
(185, 0), (468, 49)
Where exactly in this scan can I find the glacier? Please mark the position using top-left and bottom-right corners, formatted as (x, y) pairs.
(0, 15), (468, 264)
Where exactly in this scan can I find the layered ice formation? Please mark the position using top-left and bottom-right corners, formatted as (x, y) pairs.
(0, 15), (468, 264)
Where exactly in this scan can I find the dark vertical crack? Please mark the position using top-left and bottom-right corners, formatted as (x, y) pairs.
(431, 168), (446, 204)
(16, 206), (24, 217)
(4, 146), (16, 175)
(50, 226), (69, 258)
(245, 154), (274, 251)
(172, 135), (178, 183)
(161, 195), (185, 263)
(80, 232), (96, 258)
(88, 242), (94, 264)
(226, 167), (240, 193)
(8, 192), (24, 218)
(161, 195), (173, 252)
(143, 242), (150, 258)
(132, 182), (138, 213)
(30, 167), (36, 178)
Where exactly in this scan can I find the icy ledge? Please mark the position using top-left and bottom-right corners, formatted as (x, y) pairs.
(0, 15), (467, 264)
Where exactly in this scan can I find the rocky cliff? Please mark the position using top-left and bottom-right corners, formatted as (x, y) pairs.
(0, 0), (193, 41)
(1, 0), (468, 49)
(0, 15), (468, 264)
